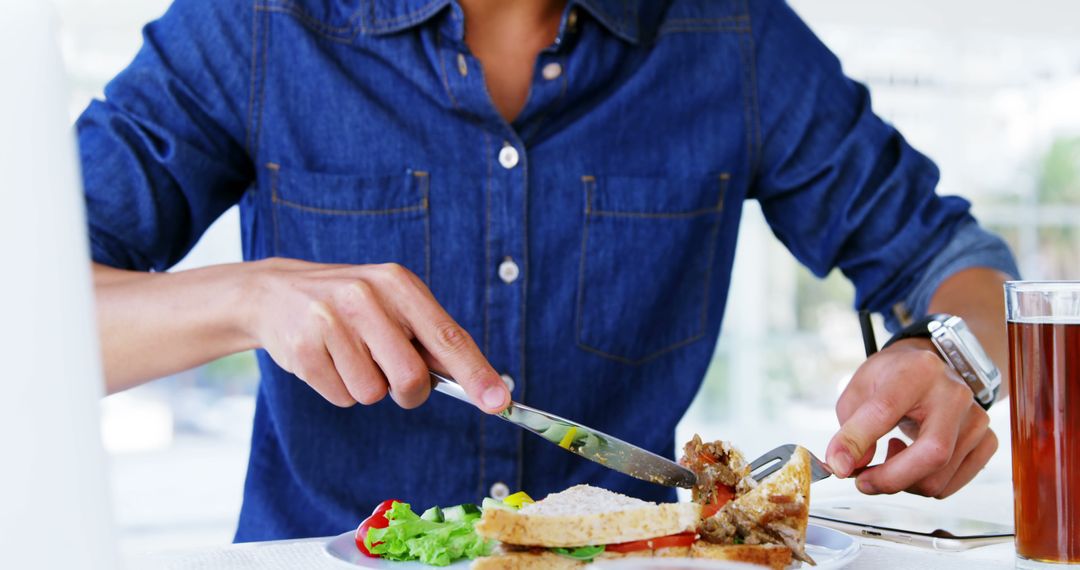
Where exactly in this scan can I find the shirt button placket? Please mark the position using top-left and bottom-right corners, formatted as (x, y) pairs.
(486, 135), (526, 497)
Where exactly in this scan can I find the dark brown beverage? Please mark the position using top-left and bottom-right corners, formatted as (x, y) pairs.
(1008, 320), (1080, 564)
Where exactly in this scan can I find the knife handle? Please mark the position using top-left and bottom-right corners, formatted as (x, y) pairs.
(429, 370), (473, 405)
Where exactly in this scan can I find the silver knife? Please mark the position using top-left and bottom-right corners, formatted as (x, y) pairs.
(430, 371), (698, 489)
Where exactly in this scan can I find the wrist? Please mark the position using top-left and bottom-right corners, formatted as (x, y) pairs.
(882, 337), (937, 355)
(227, 260), (268, 352)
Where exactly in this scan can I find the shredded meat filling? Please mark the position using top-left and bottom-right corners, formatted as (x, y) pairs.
(682, 435), (815, 566)
(700, 503), (814, 564)
(679, 435), (754, 504)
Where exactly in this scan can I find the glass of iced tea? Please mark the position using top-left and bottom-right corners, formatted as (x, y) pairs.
(1006, 281), (1080, 567)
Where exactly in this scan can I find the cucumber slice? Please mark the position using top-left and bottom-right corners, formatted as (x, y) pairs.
(420, 506), (444, 522)
(443, 503), (482, 522)
(482, 497), (516, 512)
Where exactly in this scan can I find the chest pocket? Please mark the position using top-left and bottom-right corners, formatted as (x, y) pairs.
(266, 164), (430, 281)
(576, 174), (728, 365)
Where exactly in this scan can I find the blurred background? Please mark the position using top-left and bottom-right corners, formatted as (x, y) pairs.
(54, 0), (1080, 558)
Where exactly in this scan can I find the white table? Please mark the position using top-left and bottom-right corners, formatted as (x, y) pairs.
(129, 480), (1020, 569)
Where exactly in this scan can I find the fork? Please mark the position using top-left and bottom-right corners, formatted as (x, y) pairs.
(749, 444), (833, 483)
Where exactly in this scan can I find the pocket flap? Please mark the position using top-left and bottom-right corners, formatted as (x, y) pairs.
(269, 164), (428, 215)
(584, 174), (728, 216)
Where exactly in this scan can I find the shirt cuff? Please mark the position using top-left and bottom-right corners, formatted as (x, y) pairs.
(883, 219), (1020, 332)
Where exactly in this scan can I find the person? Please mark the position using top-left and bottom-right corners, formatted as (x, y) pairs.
(79, 0), (1019, 542)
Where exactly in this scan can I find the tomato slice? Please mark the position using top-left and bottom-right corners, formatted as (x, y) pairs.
(354, 499), (402, 557)
(606, 531), (697, 553)
(701, 484), (735, 519)
(714, 483), (734, 506)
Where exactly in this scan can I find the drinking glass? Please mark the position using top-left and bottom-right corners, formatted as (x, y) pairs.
(1006, 281), (1080, 567)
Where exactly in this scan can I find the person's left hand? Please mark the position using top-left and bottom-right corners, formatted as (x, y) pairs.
(825, 338), (998, 498)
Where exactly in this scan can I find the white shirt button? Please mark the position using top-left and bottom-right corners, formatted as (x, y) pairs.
(541, 62), (562, 81)
(500, 373), (515, 392)
(456, 53), (468, 77)
(498, 258), (520, 284)
(490, 482), (510, 500)
(498, 144), (519, 169)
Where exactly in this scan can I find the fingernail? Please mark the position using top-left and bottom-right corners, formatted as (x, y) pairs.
(482, 386), (508, 410)
(830, 450), (854, 478)
(857, 478), (878, 494)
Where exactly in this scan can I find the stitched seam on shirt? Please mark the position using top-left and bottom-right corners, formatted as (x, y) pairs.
(517, 138), (530, 495)
(574, 176), (594, 362)
(368, 0), (444, 28)
(482, 132), (493, 357)
(418, 171), (432, 283)
(479, 131), (493, 503)
(745, 0), (763, 177)
(522, 52), (569, 140)
(267, 162), (281, 254)
(587, 208), (723, 220)
(576, 333), (708, 366)
(698, 175), (729, 334)
(435, 33), (461, 111)
(245, 1), (258, 154)
(657, 25), (750, 35)
(574, 175), (721, 366)
(270, 198), (427, 216)
(664, 17), (751, 24)
(252, 8), (271, 159)
(255, 4), (358, 43)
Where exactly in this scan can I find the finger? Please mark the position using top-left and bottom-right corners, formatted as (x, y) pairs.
(827, 379), (922, 478)
(317, 305), (388, 405)
(386, 275), (507, 413)
(355, 300), (431, 410)
(936, 429), (998, 498)
(906, 404), (991, 497)
(294, 339), (355, 408)
(334, 278), (431, 409)
(853, 384), (969, 494)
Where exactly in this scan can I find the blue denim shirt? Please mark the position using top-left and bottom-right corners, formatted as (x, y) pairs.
(77, 0), (1017, 541)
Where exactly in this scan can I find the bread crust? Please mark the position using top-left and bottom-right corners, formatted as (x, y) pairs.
(474, 502), (701, 547)
(471, 544), (788, 569)
(690, 541), (793, 569)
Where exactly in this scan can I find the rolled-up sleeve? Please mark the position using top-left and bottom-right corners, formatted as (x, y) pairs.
(77, 0), (254, 271)
(885, 219), (1019, 330)
(748, 0), (997, 318)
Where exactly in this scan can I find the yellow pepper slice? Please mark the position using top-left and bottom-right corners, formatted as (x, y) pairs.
(503, 491), (534, 508)
(558, 426), (578, 450)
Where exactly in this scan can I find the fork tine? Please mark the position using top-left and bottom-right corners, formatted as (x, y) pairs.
(750, 444), (833, 483)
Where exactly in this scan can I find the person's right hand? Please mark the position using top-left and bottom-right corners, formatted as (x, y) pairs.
(240, 258), (509, 412)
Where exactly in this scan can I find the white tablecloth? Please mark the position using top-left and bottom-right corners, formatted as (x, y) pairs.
(128, 480), (1021, 569)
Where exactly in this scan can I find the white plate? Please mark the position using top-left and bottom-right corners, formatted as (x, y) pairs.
(324, 524), (859, 569)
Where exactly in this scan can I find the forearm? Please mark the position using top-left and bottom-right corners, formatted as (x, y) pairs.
(93, 261), (258, 393)
(925, 266), (1012, 398)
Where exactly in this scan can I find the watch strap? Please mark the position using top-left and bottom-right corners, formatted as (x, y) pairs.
(881, 313), (951, 350)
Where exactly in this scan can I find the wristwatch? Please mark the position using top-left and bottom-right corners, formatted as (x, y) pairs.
(882, 314), (1001, 410)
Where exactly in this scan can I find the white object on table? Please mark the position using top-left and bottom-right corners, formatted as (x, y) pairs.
(0, 2), (119, 569)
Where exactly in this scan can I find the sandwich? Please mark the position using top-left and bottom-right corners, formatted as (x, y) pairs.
(682, 435), (814, 566)
(472, 484), (702, 569)
(470, 437), (813, 569)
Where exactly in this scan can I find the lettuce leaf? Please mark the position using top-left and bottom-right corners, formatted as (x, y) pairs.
(365, 502), (493, 566)
(551, 545), (605, 562)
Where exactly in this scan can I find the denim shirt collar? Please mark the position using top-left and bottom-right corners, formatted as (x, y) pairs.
(362, 0), (648, 44)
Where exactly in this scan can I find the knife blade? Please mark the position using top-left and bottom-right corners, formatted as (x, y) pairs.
(430, 371), (698, 489)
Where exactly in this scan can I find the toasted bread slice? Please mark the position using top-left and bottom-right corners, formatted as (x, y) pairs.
(471, 546), (695, 569)
(731, 446), (811, 552)
(690, 541), (793, 569)
(474, 485), (701, 547)
(470, 551), (581, 570)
